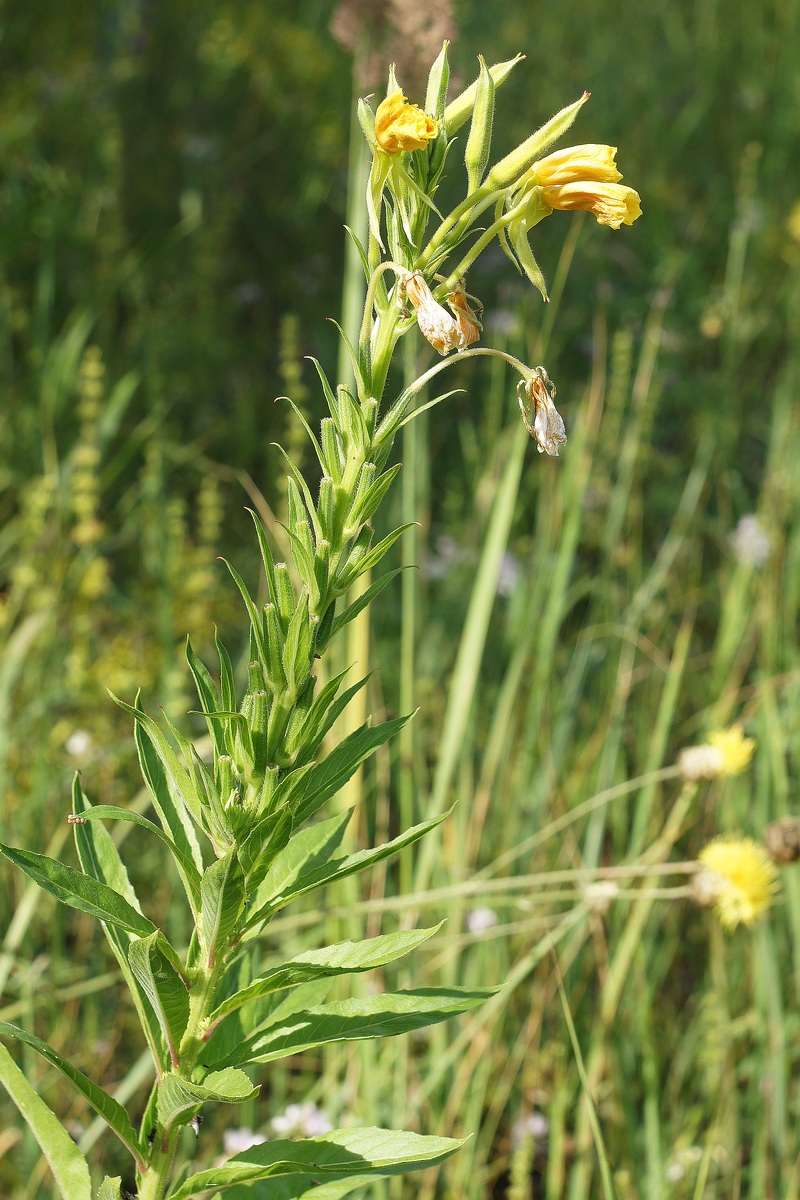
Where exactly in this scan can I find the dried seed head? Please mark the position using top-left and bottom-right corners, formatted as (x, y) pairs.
(763, 816), (800, 865)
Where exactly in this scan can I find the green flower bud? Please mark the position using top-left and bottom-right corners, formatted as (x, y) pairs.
(464, 57), (495, 195)
(487, 92), (589, 190)
(444, 54), (524, 136)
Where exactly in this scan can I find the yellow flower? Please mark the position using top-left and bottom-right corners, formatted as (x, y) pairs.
(695, 836), (780, 930)
(540, 182), (642, 229)
(677, 723), (756, 781)
(531, 144), (622, 186)
(375, 90), (438, 154)
(404, 272), (464, 355)
(707, 725), (756, 775)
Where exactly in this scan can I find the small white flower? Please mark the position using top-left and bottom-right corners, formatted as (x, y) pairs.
(582, 880), (619, 914)
(729, 514), (770, 568)
(466, 907), (498, 933)
(271, 1102), (333, 1138)
(664, 1161), (685, 1182)
(223, 1128), (266, 1156)
(65, 730), (92, 758)
(496, 552), (521, 598)
(511, 1112), (549, 1147)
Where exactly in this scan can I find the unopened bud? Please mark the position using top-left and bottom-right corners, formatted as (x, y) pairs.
(464, 56), (495, 194)
(487, 93), (590, 190)
(444, 54), (524, 136)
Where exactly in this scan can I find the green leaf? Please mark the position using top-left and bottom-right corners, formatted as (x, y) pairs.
(335, 524), (415, 593)
(209, 924), (443, 1024)
(134, 702), (205, 887)
(74, 804), (201, 911)
(211, 1177), (371, 1200)
(186, 637), (226, 755)
(238, 809), (294, 893)
(0, 1022), (144, 1167)
(0, 1041), (93, 1200)
(0, 842), (156, 936)
(244, 810), (351, 927)
(220, 987), (493, 1066)
(201, 851), (245, 964)
(97, 1178), (123, 1200)
(294, 714), (414, 824)
(327, 569), (405, 645)
(156, 1068), (258, 1131)
(247, 809), (448, 925)
(128, 934), (190, 1064)
(170, 1126), (465, 1200)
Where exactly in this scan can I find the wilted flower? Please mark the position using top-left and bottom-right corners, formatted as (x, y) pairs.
(530, 144), (622, 186)
(404, 271), (464, 355)
(540, 181), (642, 229)
(466, 906), (498, 933)
(729, 514), (770, 567)
(677, 724), (755, 781)
(517, 368), (567, 456)
(693, 836), (779, 929)
(446, 279), (482, 348)
(271, 1102), (333, 1138)
(375, 89), (437, 153)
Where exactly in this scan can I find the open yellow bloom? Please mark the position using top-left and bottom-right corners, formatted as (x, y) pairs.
(696, 836), (780, 930)
(531, 144), (622, 186)
(375, 90), (438, 153)
(677, 723), (756, 781)
(540, 181), (642, 229)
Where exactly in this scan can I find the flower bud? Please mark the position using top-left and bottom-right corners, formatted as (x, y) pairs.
(763, 816), (800, 865)
(375, 90), (438, 154)
(464, 56), (495, 194)
(444, 54), (524, 136)
(487, 93), (589, 190)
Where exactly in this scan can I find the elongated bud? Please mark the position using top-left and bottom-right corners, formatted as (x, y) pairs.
(248, 690), (269, 775)
(445, 54), (524, 136)
(320, 418), (344, 482)
(317, 476), (336, 540)
(273, 563), (295, 629)
(465, 57), (495, 194)
(487, 93), (590, 190)
(425, 41), (450, 120)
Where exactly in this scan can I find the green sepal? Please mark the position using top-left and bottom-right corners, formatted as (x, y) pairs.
(335, 524), (415, 594)
(425, 41), (450, 120)
(97, 1178), (124, 1200)
(0, 1021), (145, 1168)
(156, 1068), (258, 1132)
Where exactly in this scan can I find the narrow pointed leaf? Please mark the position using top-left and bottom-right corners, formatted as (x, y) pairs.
(170, 1126), (465, 1200)
(128, 933), (190, 1064)
(0, 1041), (93, 1200)
(201, 851), (245, 964)
(244, 810), (351, 929)
(0, 1022), (144, 1168)
(74, 806), (201, 909)
(294, 714), (414, 824)
(134, 704), (204, 880)
(210, 924), (443, 1023)
(328, 570), (405, 643)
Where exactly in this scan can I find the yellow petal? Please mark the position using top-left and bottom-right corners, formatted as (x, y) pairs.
(540, 181), (642, 229)
(375, 90), (438, 154)
(532, 144), (622, 186)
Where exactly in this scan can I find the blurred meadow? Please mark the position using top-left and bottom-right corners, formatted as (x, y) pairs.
(2, 0), (800, 1197)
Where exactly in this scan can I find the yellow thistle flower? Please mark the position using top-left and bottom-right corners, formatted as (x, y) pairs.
(531, 143), (622, 186)
(695, 836), (780, 930)
(707, 725), (756, 775)
(540, 181), (642, 229)
(677, 723), (755, 781)
(375, 90), (438, 154)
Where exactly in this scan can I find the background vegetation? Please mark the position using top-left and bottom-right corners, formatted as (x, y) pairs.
(2, 0), (800, 1196)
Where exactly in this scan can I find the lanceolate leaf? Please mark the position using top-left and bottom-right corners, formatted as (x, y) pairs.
(169, 1126), (465, 1200)
(127, 934), (190, 1066)
(134, 706), (204, 885)
(244, 809), (352, 926)
(0, 842), (156, 937)
(327, 569), (405, 645)
(201, 851), (245, 965)
(209, 925), (443, 1024)
(246, 809), (449, 925)
(156, 1068), (258, 1131)
(219, 987), (493, 1067)
(214, 1177), (375, 1200)
(0, 1041), (93, 1200)
(294, 714), (414, 825)
(0, 1022), (145, 1169)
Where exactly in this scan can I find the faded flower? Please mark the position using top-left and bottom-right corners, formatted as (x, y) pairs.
(446, 279), (482, 348)
(404, 271), (463, 354)
(729, 514), (770, 568)
(375, 90), (437, 153)
(517, 368), (567, 456)
(466, 906), (498, 933)
(540, 181), (642, 229)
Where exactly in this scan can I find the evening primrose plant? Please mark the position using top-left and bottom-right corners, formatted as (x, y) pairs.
(0, 47), (641, 1200)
